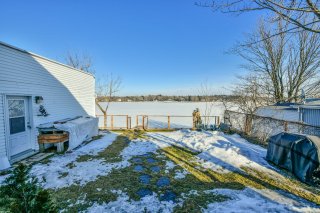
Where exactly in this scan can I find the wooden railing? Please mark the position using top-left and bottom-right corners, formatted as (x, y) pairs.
(96, 114), (132, 130)
(96, 114), (220, 130)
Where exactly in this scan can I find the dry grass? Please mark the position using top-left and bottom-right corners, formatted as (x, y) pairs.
(162, 143), (320, 205)
(75, 136), (128, 163)
(43, 130), (320, 212)
(50, 131), (230, 212)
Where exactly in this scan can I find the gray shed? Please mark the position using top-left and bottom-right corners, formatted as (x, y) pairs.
(267, 132), (320, 183)
(299, 106), (320, 127)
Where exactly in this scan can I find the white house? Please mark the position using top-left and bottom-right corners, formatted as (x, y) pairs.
(0, 41), (95, 168)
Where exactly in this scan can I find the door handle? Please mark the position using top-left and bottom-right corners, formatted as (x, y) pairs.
(27, 122), (32, 129)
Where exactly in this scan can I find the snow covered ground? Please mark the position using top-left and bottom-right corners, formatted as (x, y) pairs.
(1, 130), (319, 212)
(148, 130), (271, 173)
(29, 132), (169, 189)
(31, 133), (122, 189)
(148, 130), (320, 212)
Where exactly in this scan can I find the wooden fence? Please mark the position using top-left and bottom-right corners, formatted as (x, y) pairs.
(96, 115), (132, 130)
(96, 114), (220, 130)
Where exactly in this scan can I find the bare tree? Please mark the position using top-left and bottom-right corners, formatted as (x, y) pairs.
(233, 19), (320, 103)
(223, 18), (320, 139)
(197, 0), (320, 33)
(198, 81), (216, 127)
(223, 74), (269, 126)
(65, 52), (95, 74)
(233, 19), (288, 103)
(286, 29), (320, 100)
(222, 74), (277, 139)
(65, 53), (122, 128)
(231, 75), (272, 114)
(95, 74), (122, 128)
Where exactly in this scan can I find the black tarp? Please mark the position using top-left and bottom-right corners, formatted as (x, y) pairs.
(267, 132), (320, 183)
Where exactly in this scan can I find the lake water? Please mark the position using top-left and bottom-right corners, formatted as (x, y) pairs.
(95, 102), (226, 129)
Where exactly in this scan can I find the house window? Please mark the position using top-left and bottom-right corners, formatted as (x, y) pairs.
(8, 100), (26, 134)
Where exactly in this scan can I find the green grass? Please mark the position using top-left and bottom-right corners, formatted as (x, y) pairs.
(75, 134), (131, 164)
(75, 129), (147, 164)
(162, 143), (320, 205)
(52, 150), (231, 212)
(50, 131), (231, 212)
(44, 130), (320, 212)
(58, 172), (69, 179)
(96, 135), (130, 163)
(0, 170), (11, 176)
(174, 193), (228, 213)
(38, 134), (105, 165)
(66, 162), (76, 169)
(39, 155), (53, 165)
(75, 135), (130, 163)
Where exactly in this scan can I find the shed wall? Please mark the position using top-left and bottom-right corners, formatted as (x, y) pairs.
(301, 108), (320, 127)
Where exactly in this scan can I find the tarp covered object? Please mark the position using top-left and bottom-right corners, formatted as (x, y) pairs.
(267, 132), (320, 183)
(54, 116), (99, 150)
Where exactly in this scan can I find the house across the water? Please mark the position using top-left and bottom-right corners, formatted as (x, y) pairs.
(0, 41), (96, 169)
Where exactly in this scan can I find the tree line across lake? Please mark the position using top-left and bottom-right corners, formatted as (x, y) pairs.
(106, 95), (238, 102)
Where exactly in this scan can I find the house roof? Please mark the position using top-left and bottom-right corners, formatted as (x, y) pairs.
(0, 41), (95, 78)
(255, 98), (320, 123)
(305, 98), (320, 106)
(274, 102), (296, 107)
(255, 106), (300, 122)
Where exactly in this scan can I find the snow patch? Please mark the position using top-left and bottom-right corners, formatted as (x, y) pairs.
(204, 188), (320, 213)
(31, 133), (120, 189)
(85, 191), (176, 213)
(30, 132), (173, 189)
(165, 161), (176, 170)
(174, 170), (188, 179)
(121, 139), (158, 160)
(150, 130), (271, 173)
(0, 174), (9, 185)
(148, 130), (320, 212)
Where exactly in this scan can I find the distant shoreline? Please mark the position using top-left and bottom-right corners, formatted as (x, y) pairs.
(98, 95), (235, 103)
(100, 101), (225, 103)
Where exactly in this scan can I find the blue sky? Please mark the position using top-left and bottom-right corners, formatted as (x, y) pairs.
(0, 0), (260, 95)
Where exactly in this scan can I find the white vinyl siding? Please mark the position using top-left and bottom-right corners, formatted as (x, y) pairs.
(0, 95), (6, 157)
(0, 42), (95, 158)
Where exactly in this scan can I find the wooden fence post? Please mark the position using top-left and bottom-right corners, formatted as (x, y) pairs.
(146, 116), (149, 130)
(126, 115), (129, 129)
(142, 116), (145, 130)
(244, 114), (252, 135)
(103, 113), (107, 129)
(284, 121), (288, 132)
(111, 115), (114, 130)
(168, 116), (170, 129)
(136, 116), (138, 128)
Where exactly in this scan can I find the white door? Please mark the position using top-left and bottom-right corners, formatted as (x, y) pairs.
(7, 96), (32, 157)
